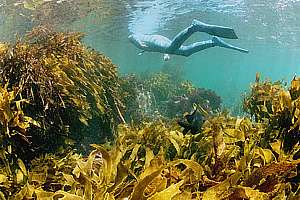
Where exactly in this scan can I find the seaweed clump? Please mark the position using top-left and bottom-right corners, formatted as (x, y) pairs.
(0, 27), (124, 162)
(244, 75), (300, 154)
(1, 31), (300, 199)
(121, 72), (221, 123)
(2, 113), (300, 199)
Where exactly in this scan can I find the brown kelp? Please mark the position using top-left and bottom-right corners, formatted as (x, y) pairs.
(0, 27), (124, 161)
(2, 111), (300, 199)
(120, 72), (221, 123)
(1, 29), (300, 199)
(244, 75), (300, 154)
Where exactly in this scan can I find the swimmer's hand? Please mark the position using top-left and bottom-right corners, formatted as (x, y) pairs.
(138, 51), (145, 56)
(163, 54), (170, 61)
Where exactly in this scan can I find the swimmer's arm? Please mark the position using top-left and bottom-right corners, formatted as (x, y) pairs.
(135, 38), (148, 48)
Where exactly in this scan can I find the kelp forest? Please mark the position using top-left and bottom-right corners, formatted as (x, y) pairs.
(0, 19), (300, 200)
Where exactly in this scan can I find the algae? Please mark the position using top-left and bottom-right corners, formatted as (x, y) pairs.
(120, 72), (221, 123)
(2, 113), (299, 199)
(0, 27), (124, 161)
(0, 29), (300, 199)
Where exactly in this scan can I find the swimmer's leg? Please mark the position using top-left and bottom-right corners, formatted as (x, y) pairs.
(175, 41), (215, 56)
(167, 23), (201, 52)
(192, 19), (238, 39)
(168, 19), (238, 52)
(212, 36), (249, 53)
(175, 36), (248, 57)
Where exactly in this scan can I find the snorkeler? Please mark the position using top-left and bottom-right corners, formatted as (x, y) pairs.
(128, 19), (249, 61)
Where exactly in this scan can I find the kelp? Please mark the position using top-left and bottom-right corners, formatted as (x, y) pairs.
(244, 75), (300, 154)
(0, 83), (40, 196)
(0, 27), (124, 161)
(0, 121), (197, 199)
(143, 72), (222, 116)
(1, 109), (300, 199)
(120, 72), (221, 123)
(1, 34), (300, 199)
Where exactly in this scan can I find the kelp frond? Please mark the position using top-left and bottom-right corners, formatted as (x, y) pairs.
(244, 76), (300, 154)
(0, 108), (299, 199)
(1, 30), (300, 199)
(0, 27), (124, 162)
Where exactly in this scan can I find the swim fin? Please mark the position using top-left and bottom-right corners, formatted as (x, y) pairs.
(192, 19), (238, 39)
(212, 36), (249, 53)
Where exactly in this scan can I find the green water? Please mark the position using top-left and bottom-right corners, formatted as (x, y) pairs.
(2, 0), (300, 108)
(76, 0), (300, 108)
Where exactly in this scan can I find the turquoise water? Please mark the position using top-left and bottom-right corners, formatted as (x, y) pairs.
(3, 0), (300, 108)
(75, 0), (300, 108)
